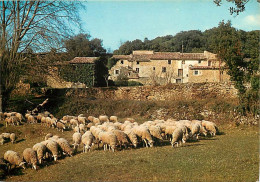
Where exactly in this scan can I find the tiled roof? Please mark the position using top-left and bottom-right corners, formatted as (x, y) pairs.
(189, 66), (221, 70)
(113, 55), (132, 60)
(68, 57), (98, 64)
(113, 51), (206, 61)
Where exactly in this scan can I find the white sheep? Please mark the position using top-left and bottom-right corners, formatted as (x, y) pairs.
(190, 123), (201, 140)
(72, 132), (82, 150)
(171, 127), (186, 148)
(82, 131), (94, 152)
(45, 133), (53, 141)
(124, 129), (138, 148)
(98, 131), (117, 152)
(99, 115), (109, 123)
(93, 117), (101, 125)
(41, 140), (59, 161)
(112, 130), (129, 149)
(28, 115), (36, 124)
(4, 150), (25, 170)
(0, 135), (4, 145)
(79, 124), (85, 133)
(74, 126), (80, 133)
(109, 116), (118, 123)
(56, 138), (73, 156)
(133, 126), (154, 148)
(10, 133), (16, 144)
(78, 116), (86, 125)
(33, 143), (47, 164)
(23, 148), (38, 170)
(202, 120), (218, 136)
(56, 122), (66, 132)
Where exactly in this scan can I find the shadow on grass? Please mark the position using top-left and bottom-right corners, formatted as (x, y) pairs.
(0, 123), (4, 128)
(7, 167), (24, 177)
(217, 131), (225, 135)
(16, 139), (26, 144)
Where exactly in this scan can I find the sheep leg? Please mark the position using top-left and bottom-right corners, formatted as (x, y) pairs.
(143, 139), (148, 148)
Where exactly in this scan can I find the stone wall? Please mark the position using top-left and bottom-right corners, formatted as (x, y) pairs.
(65, 82), (238, 101)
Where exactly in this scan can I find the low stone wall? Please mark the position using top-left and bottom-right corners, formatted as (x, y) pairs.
(65, 82), (237, 101)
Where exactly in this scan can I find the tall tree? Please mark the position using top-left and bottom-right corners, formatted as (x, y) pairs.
(64, 33), (106, 59)
(0, 1), (85, 111)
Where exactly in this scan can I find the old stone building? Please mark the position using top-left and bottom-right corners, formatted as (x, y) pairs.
(110, 50), (230, 85)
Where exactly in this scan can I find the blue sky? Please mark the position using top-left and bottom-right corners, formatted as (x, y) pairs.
(79, 0), (260, 51)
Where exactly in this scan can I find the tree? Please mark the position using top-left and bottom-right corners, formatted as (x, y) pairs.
(214, 0), (259, 15)
(63, 33), (106, 60)
(0, 1), (85, 111)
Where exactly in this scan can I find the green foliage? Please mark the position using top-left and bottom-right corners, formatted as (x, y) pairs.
(58, 64), (94, 87)
(63, 33), (106, 59)
(107, 57), (117, 70)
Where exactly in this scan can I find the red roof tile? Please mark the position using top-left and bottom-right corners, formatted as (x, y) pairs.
(68, 57), (98, 64)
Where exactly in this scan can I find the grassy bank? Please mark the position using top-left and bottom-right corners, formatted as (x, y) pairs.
(0, 123), (258, 181)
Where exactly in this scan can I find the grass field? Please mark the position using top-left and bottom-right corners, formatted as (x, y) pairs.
(0, 122), (258, 182)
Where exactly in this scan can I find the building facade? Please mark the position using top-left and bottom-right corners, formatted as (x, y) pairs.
(110, 50), (230, 85)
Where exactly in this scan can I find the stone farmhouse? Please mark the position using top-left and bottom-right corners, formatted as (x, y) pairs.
(110, 50), (230, 85)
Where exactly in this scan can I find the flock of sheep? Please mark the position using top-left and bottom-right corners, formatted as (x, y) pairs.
(0, 111), (219, 173)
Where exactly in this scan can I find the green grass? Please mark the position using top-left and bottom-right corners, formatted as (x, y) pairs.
(0, 122), (258, 182)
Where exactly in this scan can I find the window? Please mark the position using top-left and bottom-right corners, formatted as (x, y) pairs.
(208, 61), (212, 66)
(194, 70), (199, 75)
(162, 67), (166, 73)
(168, 60), (171, 64)
(136, 68), (139, 73)
(120, 60), (124, 64)
(182, 60), (185, 64)
(137, 61), (139, 65)
(176, 79), (182, 83)
(178, 69), (183, 77)
(153, 67), (155, 71)
(198, 60), (201, 64)
(115, 70), (119, 75)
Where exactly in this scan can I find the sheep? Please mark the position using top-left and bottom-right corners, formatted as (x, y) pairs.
(15, 113), (23, 123)
(78, 116), (86, 125)
(79, 124), (85, 133)
(56, 122), (66, 132)
(133, 126), (154, 148)
(62, 115), (75, 122)
(10, 133), (16, 144)
(4, 150), (25, 170)
(50, 118), (57, 128)
(41, 116), (47, 126)
(82, 131), (94, 152)
(28, 115), (36, 124)
(45, 133), (53, 141)
(74, 126), (80, 133)
(148, 125), (163, 145)
(171, 127), (186, 147)
(87, 116), (94, 123)
(41, 140), (59, 161)
(45, 117), (52, 128)
(56, 138), (73, 156)
(110, 116), (118, 123)
(70, 119), (78, 128)
(124, 129), (138, 148)
(4, 117), (12, 127)
(202, 120), (219, 136)
(32, 143), (47, 164)
(112, 130), (129, 149)
(43, 111), (51, 117)
(126, 118), (135, 123)
(99, 115), (109, 123)
(36, 113), (44, 123)
(190, 123), (201, 140)
(90, 126), (103, 148)
(86, 122), (94, 130)
(165, 125), (177, 141)
(1, 133), (11, 139)
(72, 132), (82, 150)
(50, 135), (60, 141)
(98, 131), (117, 152)
(93, 117), (100, 125)
(23, 148), (38, 170)
(0, 135), (4, 145)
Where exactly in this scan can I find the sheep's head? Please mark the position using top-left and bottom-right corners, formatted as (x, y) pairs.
(148, 140), (154, 147)
(32, 164), (38, 170)
(19, 162), (26, 169)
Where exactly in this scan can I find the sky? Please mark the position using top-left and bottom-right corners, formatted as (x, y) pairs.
(79, 0), (260, 51)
